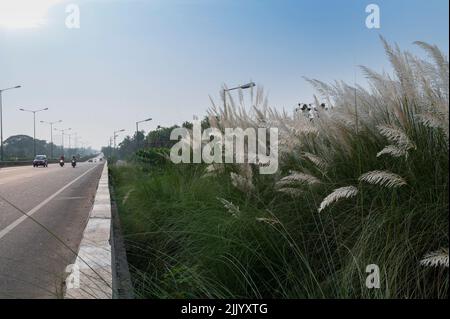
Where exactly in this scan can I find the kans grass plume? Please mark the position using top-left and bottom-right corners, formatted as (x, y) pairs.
(275, 171), (321, 188)
(318, 186), (359, 213)
(359, 170), (407, 188)
(420, 248), (449, 268)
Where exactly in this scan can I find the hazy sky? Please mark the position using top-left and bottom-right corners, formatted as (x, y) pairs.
(0, 0), (448, 149)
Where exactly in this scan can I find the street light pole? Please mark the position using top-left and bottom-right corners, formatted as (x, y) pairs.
(109, 137), (112, 159)
(0, 85), (21, 161)
(223, 82), (255, 110)
(74, 132), (78, 150)
(19, 107), (49, 158)
(79, 140), (88, 155)
(40, 120), (62, 159)
(114, 129), (125, 148)
(55, 127), (71, 157)
(136, 118), (152, 150)
(68, 133), (73, 155)
(113, 129), (125, 158)
(68, 132), (77, 157)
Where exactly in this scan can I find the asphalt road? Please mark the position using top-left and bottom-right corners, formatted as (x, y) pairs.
(0, 159), (105, 298)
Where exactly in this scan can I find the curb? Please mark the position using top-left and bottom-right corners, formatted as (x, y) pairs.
(65, 162), (113, 299)
(110, 185), (135, 299)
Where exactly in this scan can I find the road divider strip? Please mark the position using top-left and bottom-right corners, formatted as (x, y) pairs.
(65, 162), (113, 299)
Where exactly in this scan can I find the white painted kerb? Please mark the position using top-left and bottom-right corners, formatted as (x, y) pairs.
(65, 163), (113, 299)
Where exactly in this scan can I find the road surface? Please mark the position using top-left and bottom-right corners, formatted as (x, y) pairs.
(0, 159), (105, 298)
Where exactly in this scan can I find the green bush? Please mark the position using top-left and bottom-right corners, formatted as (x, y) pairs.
(110, 39), (448, 299)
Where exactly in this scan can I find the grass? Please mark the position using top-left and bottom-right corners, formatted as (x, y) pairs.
(110, 38), (448, 299)
(110, 151), (447, 298)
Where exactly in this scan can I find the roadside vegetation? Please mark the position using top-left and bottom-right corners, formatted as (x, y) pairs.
(2, 135), (94, 161)
(110, 39), (449, 298)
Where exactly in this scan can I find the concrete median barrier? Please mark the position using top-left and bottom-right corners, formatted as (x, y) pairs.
(64, 162), (113, 299)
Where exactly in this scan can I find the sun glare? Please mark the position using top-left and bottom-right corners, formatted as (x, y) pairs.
(0, 0), (63, 29)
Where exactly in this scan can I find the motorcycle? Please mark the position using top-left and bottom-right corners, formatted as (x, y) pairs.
(59, 159), (65, 167)
(71, 160), (77, 168)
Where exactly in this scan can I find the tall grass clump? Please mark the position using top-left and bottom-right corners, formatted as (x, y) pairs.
(111, 38), (448, 298)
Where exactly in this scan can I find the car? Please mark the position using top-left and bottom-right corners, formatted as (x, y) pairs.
(33, 155), (48, 167)
(88, 159), (93, 163)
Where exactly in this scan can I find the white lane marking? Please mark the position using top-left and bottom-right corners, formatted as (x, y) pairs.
(0, 165), (100, 240)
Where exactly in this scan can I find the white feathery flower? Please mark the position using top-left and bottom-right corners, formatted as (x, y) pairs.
(420, 248), (449, 268)
(416, 113), (447, 130)
(202, 164), (217, 178)
(256, 217), (281, 226)
(359, 170), (407, 188)
(275, 171), (321, 188)
(202, 164), (225, 178)
(377, 125), (416, 150)
(276, 187), (302, 197)
(238, 164), (253, 181)
(293, 125), (319, 136)
(217, 197), (240, 217)
(318, 186), (358, 213)
(122, 188), (134, 205)
(376, 145), (408, 158)
(302, 152), (328, 171)
(230, 172), (255, 193)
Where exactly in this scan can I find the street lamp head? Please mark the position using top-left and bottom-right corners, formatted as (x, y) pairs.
(146, 118), (152, 122)
(43, 108), (49, 111)
(0, 85), (21, 92)
(19, 108), (25, 111)
(240, 82), (256, 89)
(15, 85), (21, 89)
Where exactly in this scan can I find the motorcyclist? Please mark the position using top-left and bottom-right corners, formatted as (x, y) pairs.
(59, 155), (65, 167)
(71, 156), (77, 167)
